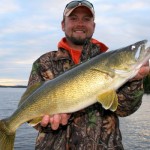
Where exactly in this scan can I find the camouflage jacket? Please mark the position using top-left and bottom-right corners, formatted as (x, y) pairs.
(143, 72), (150, 93)
(27, 39), (144, 150)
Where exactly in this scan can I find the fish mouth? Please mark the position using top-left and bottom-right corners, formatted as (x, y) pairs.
(133, 40), (148, 60)
(134, 40), (150, 69)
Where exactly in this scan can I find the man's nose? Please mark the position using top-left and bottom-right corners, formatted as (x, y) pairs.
(77, 19), (85, 26)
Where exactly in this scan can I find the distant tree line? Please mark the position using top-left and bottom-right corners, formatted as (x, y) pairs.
(0, 85), (27, 88)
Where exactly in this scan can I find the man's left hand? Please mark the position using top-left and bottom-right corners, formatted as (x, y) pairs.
(131, 61), (150, 81)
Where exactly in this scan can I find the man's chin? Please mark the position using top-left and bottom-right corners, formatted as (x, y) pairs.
(66, 34), (91, 45)
(67, 38), (85, 45)
(72, 39), (87, 45)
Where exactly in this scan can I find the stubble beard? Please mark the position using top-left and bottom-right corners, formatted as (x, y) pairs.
(65, 33), (92, 46)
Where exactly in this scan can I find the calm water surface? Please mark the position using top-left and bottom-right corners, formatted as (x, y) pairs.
(0, 88), (149, 150)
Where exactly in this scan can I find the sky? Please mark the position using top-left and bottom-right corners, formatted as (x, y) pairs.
(0, 0), (150, 86)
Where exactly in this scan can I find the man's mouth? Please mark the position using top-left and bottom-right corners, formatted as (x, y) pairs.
(73, 29), (86, 33)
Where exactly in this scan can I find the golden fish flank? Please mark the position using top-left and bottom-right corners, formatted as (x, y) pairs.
(0, 40), (150, 150)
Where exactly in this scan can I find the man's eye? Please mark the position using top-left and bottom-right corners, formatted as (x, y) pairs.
(70, 17), (77, 21)
(84, 17), (91, 21)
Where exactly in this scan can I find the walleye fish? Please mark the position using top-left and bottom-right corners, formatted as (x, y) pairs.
(0, 40), (150, 150)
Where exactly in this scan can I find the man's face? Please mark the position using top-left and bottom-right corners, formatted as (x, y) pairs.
(62, 6), (95, 45)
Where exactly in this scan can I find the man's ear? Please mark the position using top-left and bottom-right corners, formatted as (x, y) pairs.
(93, 22), (96, 32)
(61, 20), (65, 31)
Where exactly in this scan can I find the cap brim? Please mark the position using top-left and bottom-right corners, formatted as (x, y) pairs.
(64, 5), (94, 18)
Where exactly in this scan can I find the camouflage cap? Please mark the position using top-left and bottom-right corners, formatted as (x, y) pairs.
(63, 0), (95, 18)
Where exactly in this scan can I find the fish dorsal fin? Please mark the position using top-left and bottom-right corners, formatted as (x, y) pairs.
(97, 89), (118, 111)
(18, 82), (44, 107)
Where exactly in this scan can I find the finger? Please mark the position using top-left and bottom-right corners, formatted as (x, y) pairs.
(41, 115), (50, 127)
(142, 61), (149, 66)
(131, 65), (150, 81)
(49, 115), (54, 124)
(60, 113), (71, 125)
(139, 66), (150, 76)
(51, 114), (61, 130)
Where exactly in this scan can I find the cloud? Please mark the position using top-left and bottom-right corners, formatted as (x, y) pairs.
(93, 0), (150, 49)
(118, 1), (150, 11)
(0, 0), (20, 14)
(0, 17), (58, 36)
(0, 78), (27, 86)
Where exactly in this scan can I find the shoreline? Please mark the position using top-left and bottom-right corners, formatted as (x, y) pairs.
(0, 85), (27, 88)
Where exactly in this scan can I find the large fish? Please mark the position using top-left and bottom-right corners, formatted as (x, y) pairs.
(0, 40), (150, 150)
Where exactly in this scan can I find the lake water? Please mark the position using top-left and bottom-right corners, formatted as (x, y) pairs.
(0, 88), (149, 150)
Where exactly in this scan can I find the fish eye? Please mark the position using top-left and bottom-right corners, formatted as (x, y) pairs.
(131, 45), (136, 50)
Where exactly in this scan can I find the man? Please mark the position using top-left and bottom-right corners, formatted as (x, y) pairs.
(26, 1), (149, 149)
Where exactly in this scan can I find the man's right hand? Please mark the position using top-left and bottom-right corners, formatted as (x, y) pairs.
(40, 114), (71, 130)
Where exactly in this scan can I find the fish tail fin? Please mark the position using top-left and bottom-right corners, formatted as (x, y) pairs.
(0, 119), (16, 150)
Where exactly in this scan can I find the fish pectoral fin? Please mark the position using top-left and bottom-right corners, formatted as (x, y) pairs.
(28, 117), (43, 126)
(91, 67), (115, 78)
(109, 93), (118, 111)
(97, 89), (118, 111)
(18, 81), (45, 107)
(114, 69), (131, 77)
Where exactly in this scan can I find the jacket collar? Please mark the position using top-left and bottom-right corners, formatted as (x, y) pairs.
(58, 37), (108, 64)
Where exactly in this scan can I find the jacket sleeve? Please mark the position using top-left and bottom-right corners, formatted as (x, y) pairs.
(27, 49), (71, 87)
(115, 79), (144, 117)
(27, 52), (56, 87)
(27, 60), (43, 87)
